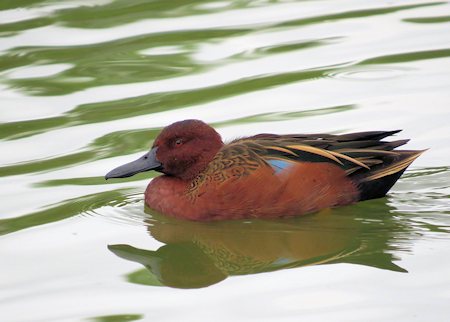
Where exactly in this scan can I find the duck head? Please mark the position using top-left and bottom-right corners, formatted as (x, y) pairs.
(105, 119), (223, 181)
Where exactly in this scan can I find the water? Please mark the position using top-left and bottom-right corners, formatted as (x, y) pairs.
(1, 0), (450, 321)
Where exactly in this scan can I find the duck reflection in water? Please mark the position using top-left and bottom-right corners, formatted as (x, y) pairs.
(109, 199), (413, 289)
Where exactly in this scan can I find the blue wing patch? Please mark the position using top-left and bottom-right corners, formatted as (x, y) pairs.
(267, 159), (294, 174)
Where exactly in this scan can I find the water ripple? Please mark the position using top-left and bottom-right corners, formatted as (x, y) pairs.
(1, 0), (450, 318)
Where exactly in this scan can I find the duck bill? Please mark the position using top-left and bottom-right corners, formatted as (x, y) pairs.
(105, 147), (162, 179)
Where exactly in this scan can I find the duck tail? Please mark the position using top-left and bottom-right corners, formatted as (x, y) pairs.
(352, 150), (426, 201)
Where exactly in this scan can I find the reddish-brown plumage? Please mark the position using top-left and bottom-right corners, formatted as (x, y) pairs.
(145, 162), (358, 220)
(105, 119), (424, 221)
(153, 120), (223, 181)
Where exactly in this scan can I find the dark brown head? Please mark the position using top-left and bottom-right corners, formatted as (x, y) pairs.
(105, 120), (223, 181)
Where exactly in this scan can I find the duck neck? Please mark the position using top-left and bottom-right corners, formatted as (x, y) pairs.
(179, 145), (222, 181)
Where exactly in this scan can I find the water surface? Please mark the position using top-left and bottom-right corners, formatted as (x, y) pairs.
(1, 0), (450, 321)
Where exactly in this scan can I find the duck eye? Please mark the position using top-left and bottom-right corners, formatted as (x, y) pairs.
(175, 138), (183, 146)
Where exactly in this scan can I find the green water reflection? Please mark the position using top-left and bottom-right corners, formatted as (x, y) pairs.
(0, 189), (135, 235)
(0, 104), (352, 177)
(87, 314), (143, 322)
(109, 200), (422, 289)
(0, 67), (331, 140)
(1, 0), (450, 319)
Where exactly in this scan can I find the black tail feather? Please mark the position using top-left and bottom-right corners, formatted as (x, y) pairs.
(352, 150), (425, 201)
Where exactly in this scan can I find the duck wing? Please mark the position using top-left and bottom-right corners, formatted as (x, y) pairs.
(229, 130), (425, 199)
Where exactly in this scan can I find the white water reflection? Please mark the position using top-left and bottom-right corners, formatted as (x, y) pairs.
(1, 0), (450, 321)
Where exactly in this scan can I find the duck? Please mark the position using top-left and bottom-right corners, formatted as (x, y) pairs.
(105, 119), (424, 221)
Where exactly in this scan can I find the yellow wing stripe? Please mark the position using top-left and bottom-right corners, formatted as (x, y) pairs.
(327, 150), (370, 169)
(336, 149), (398, 155)
(362, 151), (425, 181)
(345, 167), (361, 175)
(286, 145), (344, 165)
(266, 146), (298, 157)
